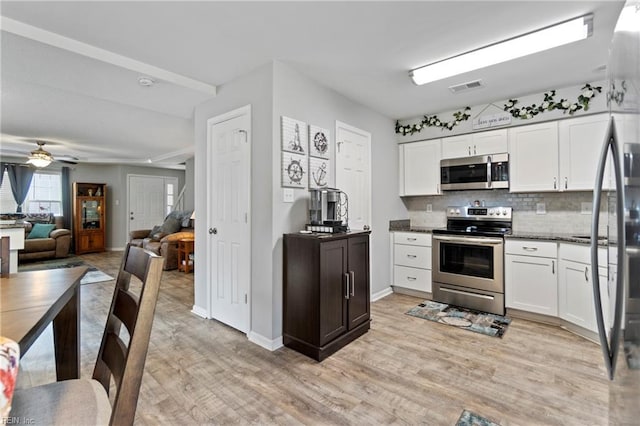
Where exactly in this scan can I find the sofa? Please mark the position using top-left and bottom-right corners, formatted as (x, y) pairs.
(129, 210), (194, 270)
(18, 213), (72, 262)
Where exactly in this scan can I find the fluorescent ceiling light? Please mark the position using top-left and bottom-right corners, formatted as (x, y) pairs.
(410, 14), (593, 85)
(615, 3), (640, 33)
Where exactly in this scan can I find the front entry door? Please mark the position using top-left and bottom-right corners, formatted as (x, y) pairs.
(335, 121), (371, 231)
(207, 105), (251, 333)
(127, 175), (177, 237)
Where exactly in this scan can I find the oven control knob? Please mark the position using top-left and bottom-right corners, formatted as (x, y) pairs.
(488, 209), (495, 215)
(501, 209), (507, 215)
(455, 209), (461, 215)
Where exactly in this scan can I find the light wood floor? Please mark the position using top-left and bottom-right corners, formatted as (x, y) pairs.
(15, 251), (626, 425)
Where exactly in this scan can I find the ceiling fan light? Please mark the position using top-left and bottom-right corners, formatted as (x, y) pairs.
(410, 14), (593, 85)
(26, 142), (53, 168)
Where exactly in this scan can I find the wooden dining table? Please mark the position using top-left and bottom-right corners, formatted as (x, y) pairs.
(0, 266), (88, 380)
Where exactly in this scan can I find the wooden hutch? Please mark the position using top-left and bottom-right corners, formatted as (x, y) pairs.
(73, 182), (106, 254)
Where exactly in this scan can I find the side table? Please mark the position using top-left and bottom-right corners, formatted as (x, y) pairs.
(177, 238), (194, 273)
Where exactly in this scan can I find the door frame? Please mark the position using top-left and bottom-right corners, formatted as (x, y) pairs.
(205, 104), (252, 330)
(126, 174), (178, 243)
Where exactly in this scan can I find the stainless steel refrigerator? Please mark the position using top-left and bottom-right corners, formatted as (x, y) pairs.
(591, 0), (640, 422)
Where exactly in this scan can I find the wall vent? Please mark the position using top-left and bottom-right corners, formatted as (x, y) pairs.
(449, 79), (483, 94)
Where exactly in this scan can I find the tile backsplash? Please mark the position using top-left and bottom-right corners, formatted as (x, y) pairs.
(403, 189), (607, 235)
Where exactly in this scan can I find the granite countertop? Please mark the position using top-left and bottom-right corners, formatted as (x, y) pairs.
(505, 232), (610, 246)
(388, 220), (609, 245)
(388, 220), (436, 233)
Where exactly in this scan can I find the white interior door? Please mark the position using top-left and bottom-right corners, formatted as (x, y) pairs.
(335, 121), (371, 231)
(127, 175), (176, 235)
(207, 106), (251, 333)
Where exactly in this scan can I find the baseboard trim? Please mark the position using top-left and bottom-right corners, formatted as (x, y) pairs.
(191, 305), (209, 319)
(371, 286), (393, 302)
(106, 246), (125, 252)
(248, 331), (283, 351)
(392, 286), (432, 300)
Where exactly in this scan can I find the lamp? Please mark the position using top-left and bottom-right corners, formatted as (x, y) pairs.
(410, 14), (593, 85)
(26, 142), (53, 168)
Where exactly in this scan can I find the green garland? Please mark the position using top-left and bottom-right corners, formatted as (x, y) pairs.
(503, 83), (602, 119)
(395, 107), (471, 136)
(395, 83), (602, 136)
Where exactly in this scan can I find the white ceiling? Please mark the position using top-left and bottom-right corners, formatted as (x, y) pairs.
(0, 1), (625, 168)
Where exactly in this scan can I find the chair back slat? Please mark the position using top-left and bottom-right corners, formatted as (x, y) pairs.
(100, 332), (127, 388)
(0, 236), (10, 278)
(112, 289), (139, 336)
(91, 244), (164, 426)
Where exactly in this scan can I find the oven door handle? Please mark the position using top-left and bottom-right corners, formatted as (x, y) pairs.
(433, 235), (503, 245)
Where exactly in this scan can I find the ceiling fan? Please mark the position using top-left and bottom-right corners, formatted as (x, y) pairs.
(1, 141), (80, 167)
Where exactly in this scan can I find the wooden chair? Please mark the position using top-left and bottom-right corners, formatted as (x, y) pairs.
(10, 244), (164, 425)
(0, 236), (9, 277)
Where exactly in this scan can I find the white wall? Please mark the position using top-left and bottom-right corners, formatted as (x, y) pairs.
(193, 63), (274, 340)
(193, 60), (405, 347)
(271, 62), (405, 341)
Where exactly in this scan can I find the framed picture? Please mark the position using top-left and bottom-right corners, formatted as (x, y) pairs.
(309, 157), (331, 189)
(282, 151), (307, 188)
(281, 116), (307, 154)
(309, 125), (330, 159)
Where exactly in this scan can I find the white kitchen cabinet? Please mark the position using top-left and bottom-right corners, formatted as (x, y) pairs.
(399, 139), (441, 196)
(559, 113), (611, 191)
(509, 121), (559, 192)
(392, 232), (432, 293)
(558, 243), (608, 333)
(505, 240), (558, 316)
(441, 129), (508, 159)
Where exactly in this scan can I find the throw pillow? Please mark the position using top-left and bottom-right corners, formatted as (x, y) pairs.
(160, 216), (182, 234)
(26, 223), (56, 239)
(147, 225), (162, 238)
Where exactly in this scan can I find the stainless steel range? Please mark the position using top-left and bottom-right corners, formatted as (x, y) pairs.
(432, 206), (512, 315)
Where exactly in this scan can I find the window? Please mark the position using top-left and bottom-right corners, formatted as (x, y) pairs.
(166, 183), (174, 215)
(0, 169), (63, 215)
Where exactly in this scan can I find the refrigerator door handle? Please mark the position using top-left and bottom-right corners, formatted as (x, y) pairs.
(591, 115), (624, 380)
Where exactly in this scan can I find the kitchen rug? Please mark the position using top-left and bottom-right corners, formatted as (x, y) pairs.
(456, 409), (501, 426)
(405, 300), (511, 338)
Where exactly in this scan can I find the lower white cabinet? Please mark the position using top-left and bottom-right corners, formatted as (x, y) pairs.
(392, 232), (432, 293)
(558, 243), (608, 333)
(505, 240), (558, 316)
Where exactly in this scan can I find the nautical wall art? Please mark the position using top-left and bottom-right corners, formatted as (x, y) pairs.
(282, 151), (307, 188)
(308, 125), (330, 159)
(309, 157), (330, 189)
(282, 116), (308, 154)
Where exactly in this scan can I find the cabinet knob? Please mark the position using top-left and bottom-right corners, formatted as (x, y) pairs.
(209, 228), (217, 235)
(363, 225), (370, 231)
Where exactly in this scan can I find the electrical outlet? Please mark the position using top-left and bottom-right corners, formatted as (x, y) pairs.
(581, 202), (593, 215)
(426, 204), (432, 213)
(536, 203), (546, 214)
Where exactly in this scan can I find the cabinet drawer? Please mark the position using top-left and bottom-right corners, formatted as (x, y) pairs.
(394, 244), (431, 268)
(393, 265), (431, 292)
(394, 232), (431, 247)
(559, 243), (607, 265)
(505, 239), (557, 258)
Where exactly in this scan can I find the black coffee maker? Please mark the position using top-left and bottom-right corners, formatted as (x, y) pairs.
(307, 188), (348, 233)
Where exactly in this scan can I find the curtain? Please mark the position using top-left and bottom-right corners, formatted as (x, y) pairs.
(0, 163), (7, 187)
(61, 167), (72, 230)
(6, 164), (34, 212)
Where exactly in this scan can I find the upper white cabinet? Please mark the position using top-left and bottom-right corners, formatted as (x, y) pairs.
(509, 114), (610, 193)
(509, 121), (559, 192)
(399, 139), (441, 196)
(559, 113), (611, 191)
(441, 129), (508, 159)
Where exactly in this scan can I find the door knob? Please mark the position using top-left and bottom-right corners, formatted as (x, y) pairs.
(209, 228), (217, 235)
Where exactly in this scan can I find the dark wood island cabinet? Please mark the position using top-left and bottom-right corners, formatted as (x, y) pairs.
(283, 231), (371, 361)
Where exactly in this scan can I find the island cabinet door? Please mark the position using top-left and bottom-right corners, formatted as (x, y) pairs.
(347, 234), (370, 329)
(319, 239), (349, 346)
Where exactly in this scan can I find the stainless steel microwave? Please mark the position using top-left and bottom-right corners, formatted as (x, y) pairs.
(440, 153), (509, 191)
